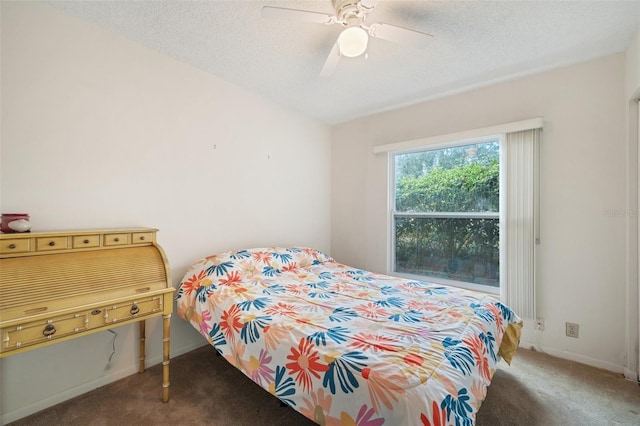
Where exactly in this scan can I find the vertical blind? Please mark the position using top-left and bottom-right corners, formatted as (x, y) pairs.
(502, 128), (540, 319)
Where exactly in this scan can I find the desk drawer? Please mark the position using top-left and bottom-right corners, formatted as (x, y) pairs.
(103, 296), (163, 324)
(1, 312), (88, 351)
(104, 233), (129, 246)
(73, 234), (100, 248)
(132, 232), (153, 244)
(0, 239), (29, 254)
(36, 236), (68, 251)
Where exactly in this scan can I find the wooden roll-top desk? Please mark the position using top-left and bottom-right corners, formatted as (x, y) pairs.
(0, 228), (175, 402)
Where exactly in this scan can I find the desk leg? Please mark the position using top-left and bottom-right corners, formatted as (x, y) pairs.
(162, 314), (171, 403)
(139, 320), (146, 374)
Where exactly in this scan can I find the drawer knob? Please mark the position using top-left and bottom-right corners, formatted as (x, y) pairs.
(114, 238), (120, 242)
(8, 244), (16, 249)
(139, 236), (145, 241)
(48, 241), (56, 246)
(91, 309), (102, 315)
(130, 304), (140, 315)
(43, 324), (56, 337)
(83, 239), (90, 244)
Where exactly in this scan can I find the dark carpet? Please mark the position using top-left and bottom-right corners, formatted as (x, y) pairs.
(8, 345), (640, 425)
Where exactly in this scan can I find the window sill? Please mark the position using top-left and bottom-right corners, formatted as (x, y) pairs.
(389, 270), (500, 296)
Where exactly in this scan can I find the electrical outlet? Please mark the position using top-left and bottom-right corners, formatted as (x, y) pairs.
(566, 322), (579, 338)
(535, 317), (544, 331)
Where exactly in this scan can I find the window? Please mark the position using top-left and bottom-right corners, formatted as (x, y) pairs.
(378, 119), (541, 316)
(392, 139), (501, 293)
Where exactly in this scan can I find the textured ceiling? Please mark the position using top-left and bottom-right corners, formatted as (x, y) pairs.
(47, 0), (640, 124)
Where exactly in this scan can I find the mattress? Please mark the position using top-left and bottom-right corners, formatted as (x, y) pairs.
(176, 247), (522, 425)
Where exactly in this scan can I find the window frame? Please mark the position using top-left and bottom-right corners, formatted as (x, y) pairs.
(388, 135), (505, 295)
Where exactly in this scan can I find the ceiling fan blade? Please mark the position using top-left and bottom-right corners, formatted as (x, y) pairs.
(319, 41), (341, 77)
(368, 22), (433, 49)
(261, 6), (334, 24)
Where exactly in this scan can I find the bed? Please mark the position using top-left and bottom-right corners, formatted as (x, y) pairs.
(175, 247), (522, 425)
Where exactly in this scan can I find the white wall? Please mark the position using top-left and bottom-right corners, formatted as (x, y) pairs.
(624, 28), (640, 380)
(0, 2), (331, 423)
(332, 53), (634, 375)
(626, 30), (640, 100)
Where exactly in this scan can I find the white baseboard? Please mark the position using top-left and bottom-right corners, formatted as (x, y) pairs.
(519, 340), (628, 376)
(623, 367), (640, 382)
(1, 364), (139, 425)
(0, 341), (208, 425)
(169, 341), (209, 358)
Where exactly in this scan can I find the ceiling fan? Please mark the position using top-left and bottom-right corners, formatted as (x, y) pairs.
(262, 0), (433, 76)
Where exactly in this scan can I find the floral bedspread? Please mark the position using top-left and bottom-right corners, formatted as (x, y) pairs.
(176, 247), (522, 426)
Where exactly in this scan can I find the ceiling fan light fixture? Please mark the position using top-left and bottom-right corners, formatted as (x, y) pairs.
(338, 26), (368, 57)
